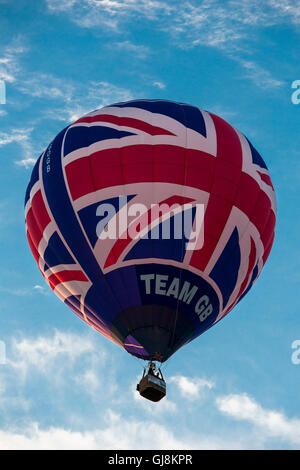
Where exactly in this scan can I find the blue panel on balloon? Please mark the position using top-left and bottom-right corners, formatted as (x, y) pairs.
(124, 208), (196, 262)
(44, 232), (76, 268)
(110, 100), (207, 137)
(63, 126), (135, 157)
(210, 227), (241, 308)
(78, 195), (135, 248)
(24, 153), (42, 206)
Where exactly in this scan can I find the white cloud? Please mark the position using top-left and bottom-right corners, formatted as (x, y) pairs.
(0, 329), (112, 414)
(173, 2), (245, 50)
(0, 285), (45, 296)
(8, 329), (100, 379)
(75, 369), (101, 391)
(153, 81), (166, 89)
(87, 80), (133, 107)
(46, 0), (172, 29)
(174, 0), (300, 46)
(2, 75), (134, 169)
(4, 284), (51, 298)
(33, 284), (48, 294)
(112, 40), (150, 58)
(17, 73), (74, 101)
(15, 157), (36, 168)
(45, 0), (300, 45)
(1, 329), (300, 449)
(0, 128), (32, 147)
(0, 128), (36, 168)
(216, 393), (300, 447)
(268, 0), (300, 24)
(0, 39), (27, 83)
(46, 0), (77, 11)
(169, 375), (214, 400)
(11, 330), (95, 371)
(38, 79), (133, 123)
(0, 409), (242, 450)
(238, 59), (284, 89)
(42, 0), (289, 92)
(44, 103), (90, 123)
(2, 385), (300, 449)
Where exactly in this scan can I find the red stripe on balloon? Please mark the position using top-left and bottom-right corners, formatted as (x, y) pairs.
(65, 146), (214, 200)
(48, 270), (89, 290)
(190, 113), (243, 271)
(257, 171), (274, 190)
(30, 190), (51, 231)
(26, 190), (51, 248)
(26, 208), (44, 249)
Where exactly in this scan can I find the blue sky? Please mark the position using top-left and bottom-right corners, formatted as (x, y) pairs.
(0, 0), (299, 450)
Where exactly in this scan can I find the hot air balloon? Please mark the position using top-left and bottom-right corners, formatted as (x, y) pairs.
(25, 100), (276, 402)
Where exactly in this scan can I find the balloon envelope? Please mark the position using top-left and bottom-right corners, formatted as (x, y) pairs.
(25, 100), (276, 362)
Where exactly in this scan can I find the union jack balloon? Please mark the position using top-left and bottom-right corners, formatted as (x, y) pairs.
(25, 100), (276, 363)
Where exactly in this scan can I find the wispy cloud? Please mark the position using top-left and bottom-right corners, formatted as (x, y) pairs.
(0, 284), (47, 296)
(46, 80), (133, 122)
(17, 73), (74, 101)
(153, 81), (166, 89)
(2, 76), (134, 169)
(172, 1), (300, 48)
(46, 0), (172, 29)
(0, 38), (27, 83)
(268, 0), (300, 24)
(45, 0), (300, 49)
(43, 0), (289, 93)
(19, 74), (134, 123)
(238, 59), (284, 89)
(172, 2), (245, 50)
(217, 393), (300, 447)
(0, 128), (36, 168)
(87, 80), (133, 107)
(0, 128), (32, 147)
(112, 40), (150, 59)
